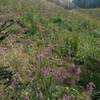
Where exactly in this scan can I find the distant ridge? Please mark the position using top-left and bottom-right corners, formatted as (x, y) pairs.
(47, 0), (78, 9)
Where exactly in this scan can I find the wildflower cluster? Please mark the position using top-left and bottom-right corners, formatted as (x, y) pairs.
(43, 63), (81, 85)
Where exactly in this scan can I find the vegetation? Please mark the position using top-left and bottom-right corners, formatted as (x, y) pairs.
(0, 0), (100, 99)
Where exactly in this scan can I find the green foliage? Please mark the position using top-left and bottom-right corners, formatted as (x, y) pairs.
(1, 75), (87, 100)
(76, 33), (100, 65)
(55, 32), (79, 58)
(20, 13), (38, 35)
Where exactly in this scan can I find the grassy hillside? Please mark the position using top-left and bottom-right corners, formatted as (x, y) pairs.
(0, 0), (100, 99)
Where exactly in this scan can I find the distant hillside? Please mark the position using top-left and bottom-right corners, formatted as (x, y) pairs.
(48, 0), (78, 9)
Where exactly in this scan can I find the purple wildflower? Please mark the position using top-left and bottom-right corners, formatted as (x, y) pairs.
(23, 96), (29, 100)
(86, 82), (96, 96)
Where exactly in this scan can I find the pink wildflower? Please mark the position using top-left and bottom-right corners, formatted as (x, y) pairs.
(69, 63), (76, 69)
(86, 82), (96, 96)
(75, 67), (81, 76)
(23, 96), (29, 100)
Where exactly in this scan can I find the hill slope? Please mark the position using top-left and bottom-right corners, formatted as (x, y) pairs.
(0, 0), (100, 99)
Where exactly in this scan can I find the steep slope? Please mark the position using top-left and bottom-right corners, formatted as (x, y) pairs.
(0, 0), (100, 99)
